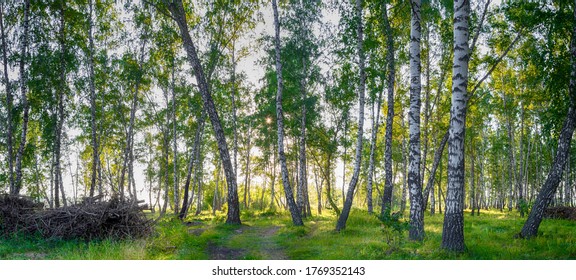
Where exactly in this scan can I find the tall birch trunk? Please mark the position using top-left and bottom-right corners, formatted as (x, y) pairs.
(271, 0), (303, 226)
(54, 0), (66, 208)
(13, 0), (31, 194)
(167, 0), (241, 224)
(442, 0), (470, 252)
(421, 24), (431, 200)
(408, 0), (424, 241)
(336, 0), (365, 231)
(1, 3), (15, 193)
(88, 0), (99, 198)
(298, 57), (309, 217)
(170, 62), (179, 213)
(367, 83), (383, 214)
(231, 46), (238, 181)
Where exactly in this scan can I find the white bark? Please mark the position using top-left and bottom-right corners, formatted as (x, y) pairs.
(408, 0), (424, 241)
(272, 0), (303, 226)
(442, 0), (470, 252)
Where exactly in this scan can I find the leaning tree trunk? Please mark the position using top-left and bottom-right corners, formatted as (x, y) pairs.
(336, 0), (366, 231)
(407, 0), (424, 241)
(519, 1), (576, 238)
(423, 131), (448, 210)
(167, 0), (241, 224)
(13, 0), (31, 195)
(442, 0), (470, 252)
(1, 3), (15, 193)
(271, 0), (303, 226)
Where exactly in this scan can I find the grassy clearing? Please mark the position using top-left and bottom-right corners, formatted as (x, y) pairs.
(0, 209), (575, 259)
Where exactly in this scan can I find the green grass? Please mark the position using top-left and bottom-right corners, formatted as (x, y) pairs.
(1, 209), (575, 259)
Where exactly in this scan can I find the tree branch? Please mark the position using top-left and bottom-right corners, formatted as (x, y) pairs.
(468, 30), (523, 103)
(469, 0), (491, 55)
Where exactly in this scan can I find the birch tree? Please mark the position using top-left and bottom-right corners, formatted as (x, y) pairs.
(408, 0), (424, 241)
(271, 0), (303, 226)
(336, 0), (365, 232)
(13, 0), (31, 195)
(165, 0), (241, 224)
(442, 0), (470, 252)
(381, 1), (395, 216)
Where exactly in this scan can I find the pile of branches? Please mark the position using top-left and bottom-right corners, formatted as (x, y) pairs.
(0, 194), (153, 240)
(0, 194), (43, 235)
(543, 207), (576, 221)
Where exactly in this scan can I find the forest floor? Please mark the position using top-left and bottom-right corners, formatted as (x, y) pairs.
(1, 208), (575, 259)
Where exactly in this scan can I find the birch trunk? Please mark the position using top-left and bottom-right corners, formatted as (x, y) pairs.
(270, 144), (277, 210)
(172, 62), (179, 214)
(423, 131), (449, 210)
(88, 0), (99, 198)
(519, 1), (576, 238)
(503, 92), (515, 212)
(1, 3), (14, 192)
(367, 83), (383, 214)
(298, 57), (309, 217)
(442, 0), (470, 252)
(118, 58), (143, 201)
(271, 0), (304, 226)
(336, 0), (365, 231)
(407, 0), (424, 241)
(54, 0), (66, 208)
(421, 24), (431, 200)
(179, 111), (206, 220)
(13, 0), (31, 194)
(243, 121), (252, 209)
(231, 46), (238, 181)
(167, 0), (241, 224)
(470, 147), (476, 216)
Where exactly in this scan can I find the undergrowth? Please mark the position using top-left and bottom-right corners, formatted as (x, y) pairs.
(0, 208), (574, 259)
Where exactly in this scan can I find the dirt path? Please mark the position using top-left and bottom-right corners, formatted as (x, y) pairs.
(256, 226), (288, 260)
(204, 225), (288, 260)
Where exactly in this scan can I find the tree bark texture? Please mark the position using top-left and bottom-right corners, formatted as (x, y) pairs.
(442, 0), (470, 252)
(408, 0), (424, 241)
